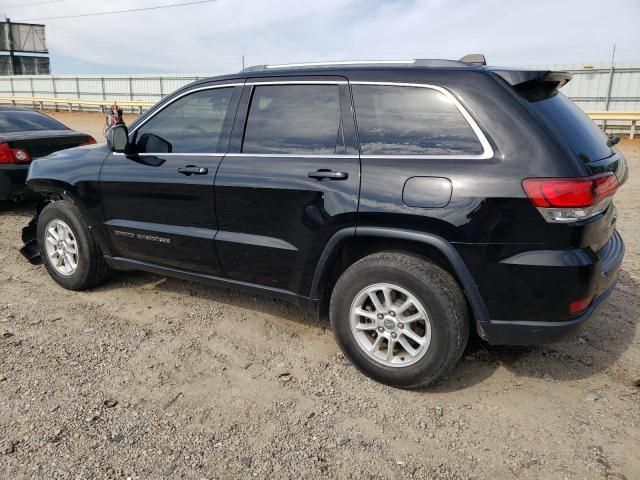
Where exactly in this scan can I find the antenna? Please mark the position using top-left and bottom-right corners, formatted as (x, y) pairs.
(459, 54), (486, 66)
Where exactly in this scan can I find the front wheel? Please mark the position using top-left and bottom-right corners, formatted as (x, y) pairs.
(330, 252), (469, 388)
(37, 200), (109, 290)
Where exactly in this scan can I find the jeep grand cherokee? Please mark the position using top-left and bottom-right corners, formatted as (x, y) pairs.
(21, 55), (626, 388)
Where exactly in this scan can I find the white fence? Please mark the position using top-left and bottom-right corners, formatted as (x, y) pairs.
(0, 73), (217, 111)
(531, 62), (640, 113)
(0, 63), (639, 115)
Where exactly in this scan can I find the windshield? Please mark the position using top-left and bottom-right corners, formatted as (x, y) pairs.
(0, 111), (68, 134)
(528, 91), (613, 163)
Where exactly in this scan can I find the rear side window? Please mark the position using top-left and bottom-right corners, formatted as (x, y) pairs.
(0, 111), (67, 133)
(527, 91), (613, 163)
(352, 85), (483, 156)
(135, 87), (234, 154)
(242, 84), (343, 155)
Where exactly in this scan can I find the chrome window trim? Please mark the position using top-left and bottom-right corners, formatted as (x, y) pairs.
(112, 152), (225, 157)
(123, 79), (493, 160)
(112, 152), (357, 158)
(129, 82), (244, 137)
(350, 81), (494, 160)
(225, 153), (358, 159)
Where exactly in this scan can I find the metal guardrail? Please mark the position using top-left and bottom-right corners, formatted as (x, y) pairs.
(0, 95), (155, 113)
(0, 95), (638, 139)
(586, 111), (640, 139)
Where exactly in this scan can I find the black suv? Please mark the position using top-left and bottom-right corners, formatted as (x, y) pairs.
(22, 57), (626, 388)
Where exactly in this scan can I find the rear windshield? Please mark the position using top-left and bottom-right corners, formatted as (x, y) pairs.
(0, 111), (67, 134)
(528, 91), (613, 163)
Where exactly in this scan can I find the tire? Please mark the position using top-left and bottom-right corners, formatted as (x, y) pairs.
(37, 200), (109, 290)
(330, 252), (469, 388)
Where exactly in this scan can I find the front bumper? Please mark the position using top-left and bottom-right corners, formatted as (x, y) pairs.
(0, 164), (31, 201)
(478, 229), (624, 345)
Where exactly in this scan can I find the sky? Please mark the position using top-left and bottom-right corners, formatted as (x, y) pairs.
(0, 0), (639, 74)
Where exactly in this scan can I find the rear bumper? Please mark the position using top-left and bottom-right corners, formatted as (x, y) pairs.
(0, 164), (31, 201)
(478, 229), (624, 345)
(479, 277), (618, 344)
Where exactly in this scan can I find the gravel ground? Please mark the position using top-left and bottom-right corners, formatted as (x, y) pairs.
(0, 113), (639, 479)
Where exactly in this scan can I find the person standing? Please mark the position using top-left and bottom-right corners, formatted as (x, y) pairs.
(104, 103), (125, 136)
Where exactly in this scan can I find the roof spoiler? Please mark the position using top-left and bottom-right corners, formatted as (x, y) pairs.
(459, 54), (486, 66)
(490, 70), (572, 101)
(491, 69), (571, 88)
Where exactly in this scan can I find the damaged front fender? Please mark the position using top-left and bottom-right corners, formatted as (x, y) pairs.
(20, 201), (48, 264)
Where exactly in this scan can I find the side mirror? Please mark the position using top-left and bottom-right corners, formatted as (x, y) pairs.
(106, 125), (129, 152)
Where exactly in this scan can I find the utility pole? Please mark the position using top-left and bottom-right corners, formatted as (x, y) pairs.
(603, 44), (616, 132)
(241, 54), (245, 70)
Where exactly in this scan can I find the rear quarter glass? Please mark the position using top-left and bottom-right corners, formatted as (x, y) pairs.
(528, 92), (614, 163)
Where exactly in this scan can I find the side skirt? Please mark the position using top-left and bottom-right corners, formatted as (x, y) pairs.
(103, 256), (317, 313)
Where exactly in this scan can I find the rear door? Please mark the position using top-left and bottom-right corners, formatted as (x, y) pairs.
(213, 77), (360, 295)
(100, 82), (242, 274)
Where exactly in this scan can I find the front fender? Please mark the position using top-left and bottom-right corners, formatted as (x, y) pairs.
(23, 144), (113, 257)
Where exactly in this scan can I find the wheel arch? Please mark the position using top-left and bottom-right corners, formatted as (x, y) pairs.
(311, 227), (490, 334)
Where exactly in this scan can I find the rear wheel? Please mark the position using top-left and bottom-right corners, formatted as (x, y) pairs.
(37, 200), (109, 290)
(330, 252), (469, 388)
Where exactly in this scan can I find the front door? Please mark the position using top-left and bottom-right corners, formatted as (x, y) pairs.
(214, 78), (360, 296)
(100, 83), (241, 275)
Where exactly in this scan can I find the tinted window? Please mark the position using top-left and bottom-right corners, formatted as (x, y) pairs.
(242, 84), (342, 155)
(135, 87), (234, 153)
(0, 111), (67, 133)
(352, 85), (483, 156)
(528, 91), (613, 163)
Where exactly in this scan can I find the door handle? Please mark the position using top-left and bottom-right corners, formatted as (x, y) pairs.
(178, 165), (208, 175)
(308, 170), (349, 181)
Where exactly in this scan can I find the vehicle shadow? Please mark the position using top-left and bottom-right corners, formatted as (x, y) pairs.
(432, 269), (640, 392)
(98, 269), (321, 329)
(98, 268), (639, 393)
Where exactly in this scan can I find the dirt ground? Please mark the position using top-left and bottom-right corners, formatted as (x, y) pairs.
(0, 112), (639, 479)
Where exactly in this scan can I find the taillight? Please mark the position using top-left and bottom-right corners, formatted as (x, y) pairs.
(0, 143), (31, 164)
(569, 296), (593, 314)
(81, 136), (97, 146)
(522, 173), (619, 223)
(0, 143), (13, 164)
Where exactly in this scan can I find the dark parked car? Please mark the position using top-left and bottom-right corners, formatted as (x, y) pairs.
(21, 56), (626, 388)
(0, 106), (95, 203)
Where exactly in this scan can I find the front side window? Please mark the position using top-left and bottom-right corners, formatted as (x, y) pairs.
(242, 84), (343, 155)
(135, 87), (234, 154)
(352, 85), (484, 156)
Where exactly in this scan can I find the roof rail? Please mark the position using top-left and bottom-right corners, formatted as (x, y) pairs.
(241, 58), (480, 73)
(459, 54), (487, 66)
(242, 59), (417, 72)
